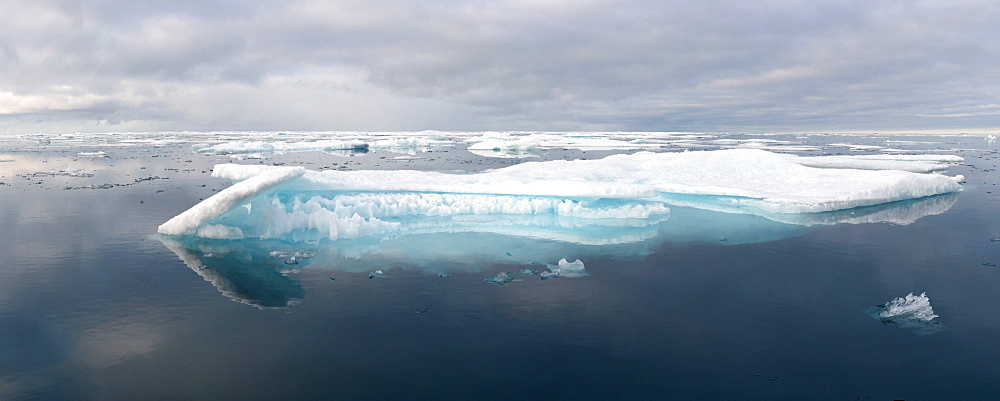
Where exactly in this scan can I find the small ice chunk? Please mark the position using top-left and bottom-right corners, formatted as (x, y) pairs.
(544, 258), (589, 278)
(519, 268), (538, 275)
(867, 292), (945, 335)
(540, 271), (559, 280)
(369, 270), (385, 279)
(437, 273), (451, 278)
(484, 272), (516, 285)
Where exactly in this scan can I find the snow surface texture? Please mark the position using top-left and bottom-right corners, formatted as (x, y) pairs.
(158, 149), (963, 242)
(867, 292), (945, 335)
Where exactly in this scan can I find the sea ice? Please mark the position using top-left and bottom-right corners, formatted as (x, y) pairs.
(543, 258), (588, 278)
(867, 292), (945, 335)
(193, 140), (369, 155)
(484, 272), (516, 285)
(368, 270), (385, 279)
(23, 168), (95, 177)
(465, 132), (656, 156)
(158, 149), (963, 242)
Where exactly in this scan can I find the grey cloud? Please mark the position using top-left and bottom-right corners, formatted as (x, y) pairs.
(1, 0), (998, 133)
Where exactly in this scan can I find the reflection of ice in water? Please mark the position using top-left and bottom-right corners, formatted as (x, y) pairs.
(159, 194), (962, 281)
(159, 237), (305, 309)
(867, 292), (945, 335)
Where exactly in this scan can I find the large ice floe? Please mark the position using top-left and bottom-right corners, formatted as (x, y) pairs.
(158, 149), (963, 243)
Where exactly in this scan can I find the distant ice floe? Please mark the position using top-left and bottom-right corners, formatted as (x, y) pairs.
(465, 132), (659, 156)
(22, 168), (95, 177)
(158, 149), (963, 242)
(867, 292), (945, 335)
(193, 140), (370, 156)
(190, 133), (454, 158)
(786, 154), (964, 173)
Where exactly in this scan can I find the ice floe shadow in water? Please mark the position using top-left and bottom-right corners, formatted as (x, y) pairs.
(866, 292), (946, 335)
(160, 237), (306, 309)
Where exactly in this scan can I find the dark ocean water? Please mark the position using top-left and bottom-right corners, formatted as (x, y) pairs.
(1, 133), (998, 400)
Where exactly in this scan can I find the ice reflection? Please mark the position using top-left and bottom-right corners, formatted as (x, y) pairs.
(659, 192), (959, 227)
(758, 192), (960, 226)
(160, 237), (305, 309)
(159, 193), (957, 307)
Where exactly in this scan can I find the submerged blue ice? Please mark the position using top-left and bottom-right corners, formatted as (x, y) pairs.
(484, 272), (517, 286)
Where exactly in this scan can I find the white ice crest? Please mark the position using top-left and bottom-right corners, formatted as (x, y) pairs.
(869, 292), (945, 335)
(878, 292), (938, 322)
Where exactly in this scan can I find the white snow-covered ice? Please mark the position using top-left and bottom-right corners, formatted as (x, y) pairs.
(543, 258), (588, 278)
(867, 292), (945, 335)
(158, 149), (963, 242)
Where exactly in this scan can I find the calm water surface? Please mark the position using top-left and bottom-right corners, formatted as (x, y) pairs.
(1, 133), (998, 400)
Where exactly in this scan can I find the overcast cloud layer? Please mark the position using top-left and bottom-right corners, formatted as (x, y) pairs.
(1, 0), (998, 134)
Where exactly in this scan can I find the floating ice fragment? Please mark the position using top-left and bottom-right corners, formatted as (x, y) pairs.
(369, 270), (385, 279)
(540, 271), (559, 280)
(519, 269), (538, 275)
(437, 273), (451, 278)
(867, 292), (945, 335)
(484, 272), (516, 285)
(544, 258), (589, 278)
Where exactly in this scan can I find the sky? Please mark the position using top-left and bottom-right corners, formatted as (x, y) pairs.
(1, 0), (998, 134)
